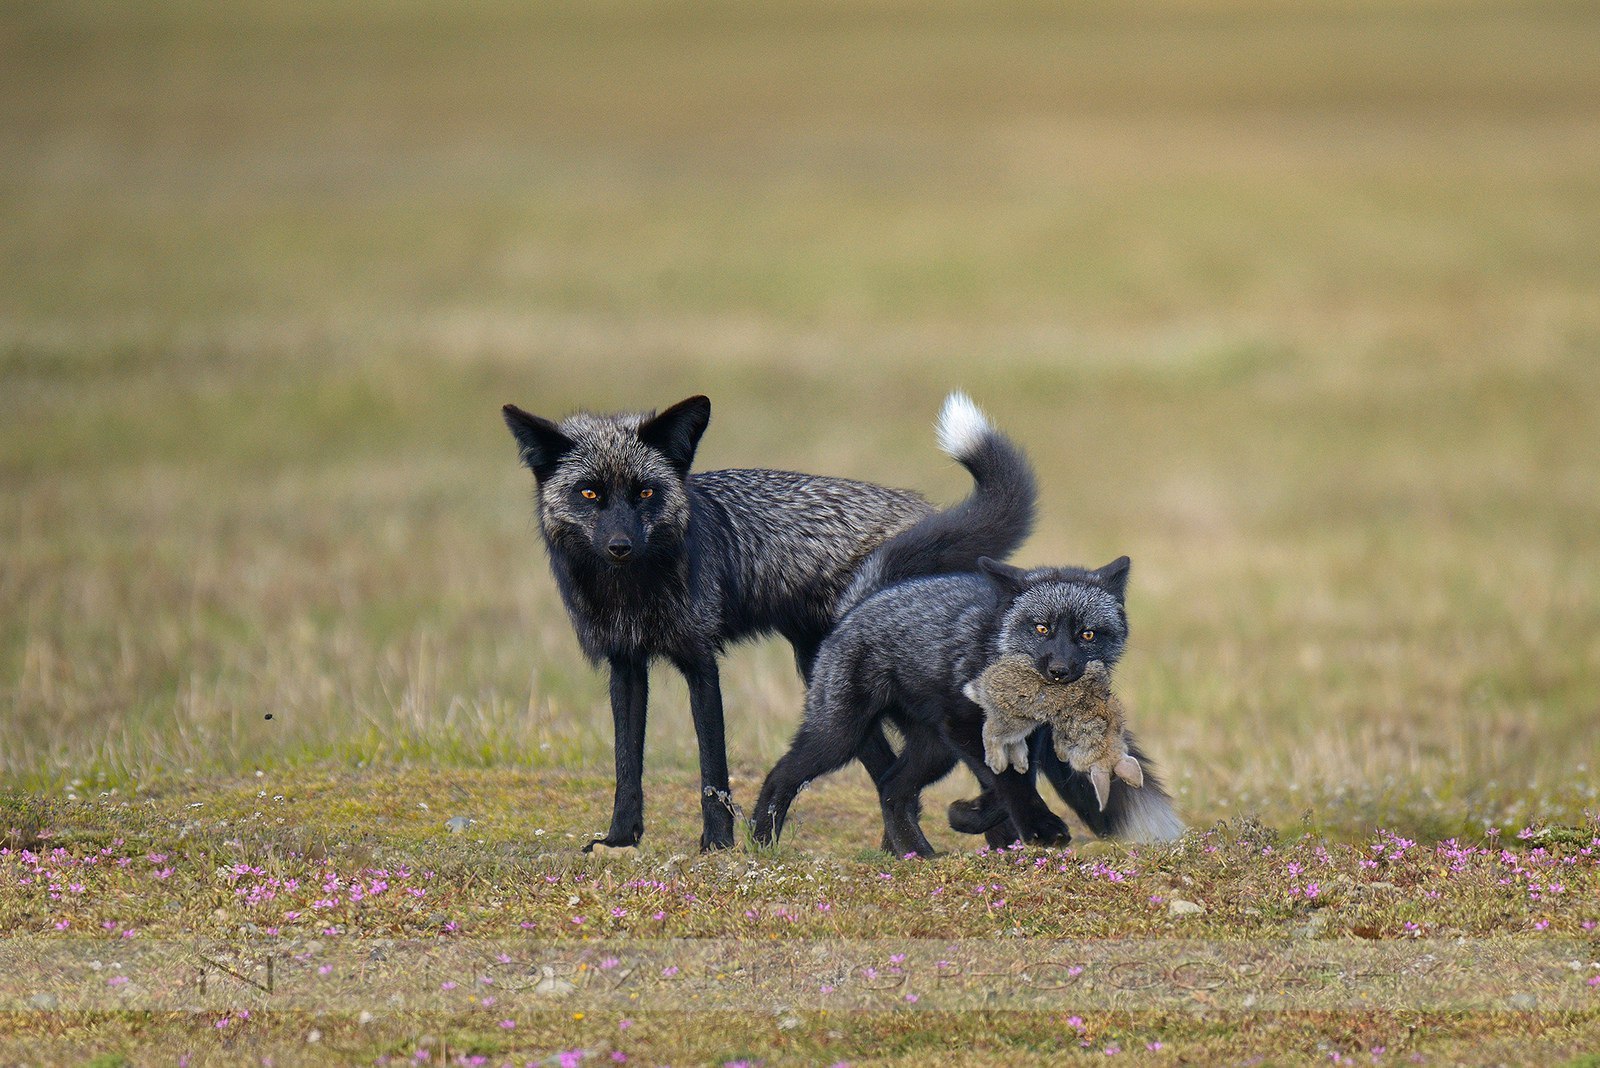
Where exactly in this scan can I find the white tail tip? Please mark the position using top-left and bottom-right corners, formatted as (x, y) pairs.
(935, 391), (990, 459)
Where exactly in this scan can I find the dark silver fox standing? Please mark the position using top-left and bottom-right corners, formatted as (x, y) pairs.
(501, 393), (1032, 852)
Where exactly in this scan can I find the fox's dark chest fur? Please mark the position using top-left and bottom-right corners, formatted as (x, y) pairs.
(547, 544), (710, 663)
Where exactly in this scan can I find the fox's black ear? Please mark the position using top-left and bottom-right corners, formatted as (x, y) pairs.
(1091, 556), (1131, 602)
(978, 556), (1029, 595)
(638, 395), (711, 476)
(502, 404), (574, 483)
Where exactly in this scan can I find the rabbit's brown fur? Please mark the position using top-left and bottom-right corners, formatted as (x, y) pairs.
(963, 657), (1143, 810)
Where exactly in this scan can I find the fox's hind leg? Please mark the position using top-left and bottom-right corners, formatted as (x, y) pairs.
(752, 668), (880, 848)
(856, 725), (906, 853)
(791, 633), (904, 851)
(752, 723), (871, 847)
(876, 728), (957, 857)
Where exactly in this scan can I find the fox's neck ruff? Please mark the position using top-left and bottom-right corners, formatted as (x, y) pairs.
(546, 534), (700, 659)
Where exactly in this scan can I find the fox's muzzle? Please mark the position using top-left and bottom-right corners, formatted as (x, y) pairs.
(594, 504), (646, 565)
(1039, 653), (1085, 684)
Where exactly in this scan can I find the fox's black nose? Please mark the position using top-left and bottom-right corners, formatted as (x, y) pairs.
(1042, 658), (1081, 683)
(606, 538), (633, 561)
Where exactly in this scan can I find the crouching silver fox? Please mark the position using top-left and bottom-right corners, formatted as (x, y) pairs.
(502, 393), (1034, 852)
(753, 486), (1185, 855)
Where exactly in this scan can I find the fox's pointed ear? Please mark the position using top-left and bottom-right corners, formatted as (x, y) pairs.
(638, 395), (711, 476)
(1091, 555), (1131, 602)
(502, 404), (574, 483)
(978, 556), (1029, 595)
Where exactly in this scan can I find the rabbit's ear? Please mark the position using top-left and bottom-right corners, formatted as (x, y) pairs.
(1114, 754), (1144, 789)
(1090, 766), (1112, 811)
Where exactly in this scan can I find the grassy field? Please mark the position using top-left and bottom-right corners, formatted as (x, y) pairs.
(4, 0), (1600, 1063)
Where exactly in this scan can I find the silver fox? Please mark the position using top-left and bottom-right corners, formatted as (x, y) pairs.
(753, 422), (1185, 854)
(502, 393), (1033, 851)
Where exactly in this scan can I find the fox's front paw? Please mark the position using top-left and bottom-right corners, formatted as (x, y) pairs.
(984, 824), (1019, 850)
(700, 828), (736, 852)
(1018, 810), (1072, 848)
(700, 811), (737, 852)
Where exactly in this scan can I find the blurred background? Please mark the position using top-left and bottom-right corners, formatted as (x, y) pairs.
(3, 0), (1597, 836)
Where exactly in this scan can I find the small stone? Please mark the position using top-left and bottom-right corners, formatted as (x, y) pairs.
(445, 816), (473, 834)
(306, 1030), (322, 1044)
(30, 992), (57, 1010)
(1292, 912), (1329, 940)
(1507, 993), (1537, 1011)
(1168, 899), (1206, 917)
(357, 1010), (374, 1025)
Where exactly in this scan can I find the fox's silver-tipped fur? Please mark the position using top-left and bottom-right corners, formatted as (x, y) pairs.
(936, 391), (989, 460)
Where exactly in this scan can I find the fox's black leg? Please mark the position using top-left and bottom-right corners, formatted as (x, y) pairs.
(676, 655), (736, 852)
(947, 727), (1054, 846)
(753, 721), (871, 846)
(944, 719), (1070, 848)
(855, 724), (904, 852)
(947, 789), (1010, 835)
(787, 632), (903, 849)
(753, 677), (877, 849)
(1030, 731), (1111, 837)
(587, 653), (649, 851)
(1036, 731), (1183, 842)
(877, 731), (957, 857)
(793, 634), (900, 783)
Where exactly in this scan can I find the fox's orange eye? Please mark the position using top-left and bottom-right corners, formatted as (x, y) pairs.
(581, 488), (599, 500)
(1034, 623), (1050, 636)
(639, 488), (653, 499)
(1079, 629), (1096, 643)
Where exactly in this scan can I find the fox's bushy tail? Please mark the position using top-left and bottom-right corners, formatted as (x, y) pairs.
(839, 393), (1036, 618)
